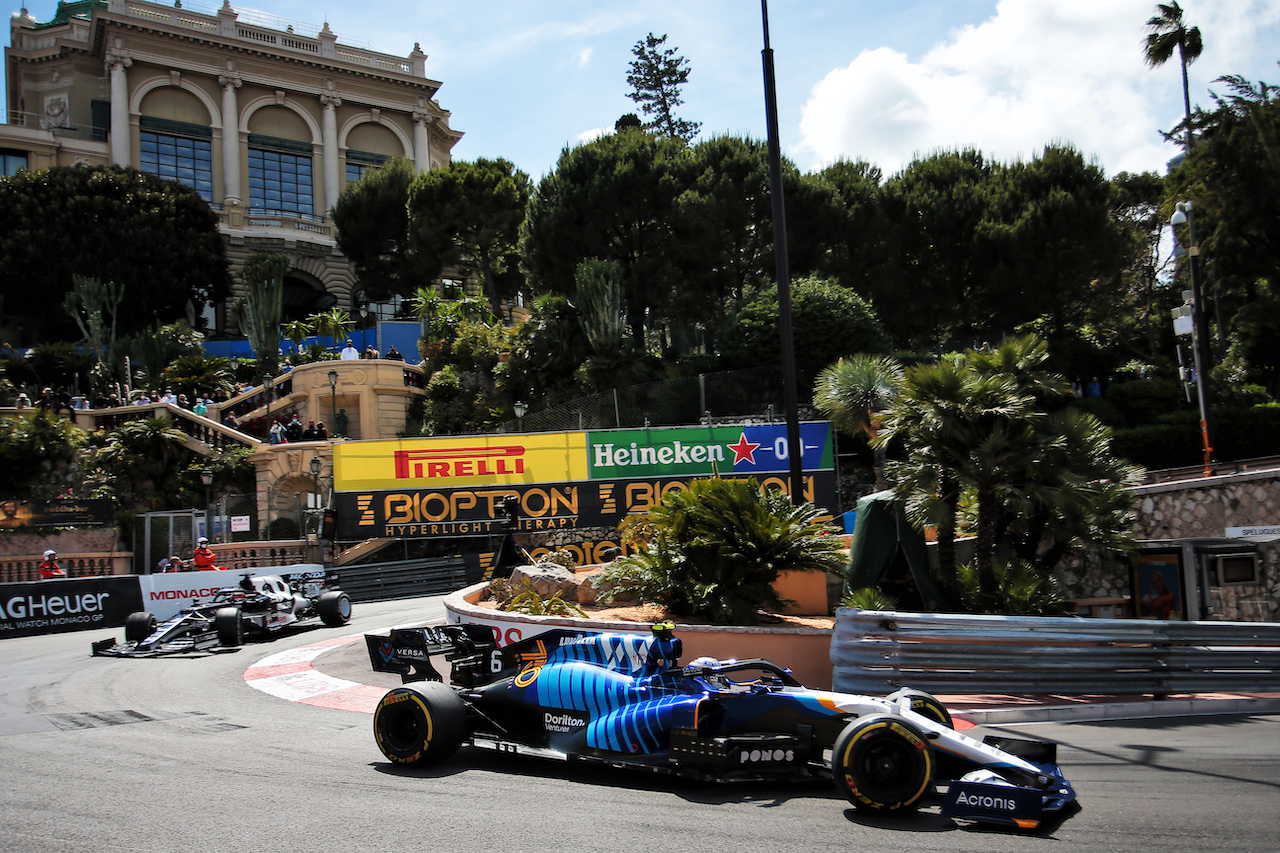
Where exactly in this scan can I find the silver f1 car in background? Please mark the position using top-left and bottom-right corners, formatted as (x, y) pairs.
(92, 571), (352, 657)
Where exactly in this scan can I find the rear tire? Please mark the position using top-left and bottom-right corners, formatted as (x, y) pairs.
(833, 715), (934, 814)
(373, 682), (468, 766)
(317, 591), (353, 626)
(124, 612), (156, 643)
(885, 687), (954, 729)
(215, 606), (243, 646)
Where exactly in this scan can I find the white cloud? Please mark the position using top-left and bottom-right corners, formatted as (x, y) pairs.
(575, 127), (610, 145)
(794, 0), (1278, 178)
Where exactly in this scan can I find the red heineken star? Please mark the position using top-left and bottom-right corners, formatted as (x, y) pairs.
(728, 432), (761, 464)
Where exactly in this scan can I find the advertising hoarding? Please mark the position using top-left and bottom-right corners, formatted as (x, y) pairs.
(333, 424), (836, 540)
(0, 577), (144, 638)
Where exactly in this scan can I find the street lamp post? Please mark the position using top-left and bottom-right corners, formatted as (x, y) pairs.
(309, 455), (323, 537)
(200, 469), (213, 540)
(514, 400), (526, 432)
(1170, 200), (1214, 477)
(760, 0), (804, 503)
(327, 368), (339, 436)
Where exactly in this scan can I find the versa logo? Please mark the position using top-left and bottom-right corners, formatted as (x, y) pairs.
(394, 446), (526, 479)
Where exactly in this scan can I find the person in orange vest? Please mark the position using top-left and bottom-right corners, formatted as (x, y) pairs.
(192, 537), (223, 571)
(39, 549), (67, 579)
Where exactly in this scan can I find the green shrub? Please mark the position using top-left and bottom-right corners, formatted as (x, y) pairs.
(1104, 377), (1184, 426)
(597, 477), (846, 625)
(956, 560), (1064, 616)
(839, 587), (900, 611)
(1110, 423), (1202, 469)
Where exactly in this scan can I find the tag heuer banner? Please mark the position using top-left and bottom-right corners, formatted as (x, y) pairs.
(332, 423), (837, 540)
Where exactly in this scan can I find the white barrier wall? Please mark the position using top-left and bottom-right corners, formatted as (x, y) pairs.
(138, 565), (325, 620)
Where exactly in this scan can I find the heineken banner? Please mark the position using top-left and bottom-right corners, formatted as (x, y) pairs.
(332, 423), (837, 540)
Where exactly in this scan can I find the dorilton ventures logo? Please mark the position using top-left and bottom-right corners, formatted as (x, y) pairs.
(394, 446), (526, 479)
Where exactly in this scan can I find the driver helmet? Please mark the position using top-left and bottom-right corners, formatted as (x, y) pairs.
(684, 656), (721, 674)
(197, 537), (208, 545)
(44, 549), (56, 559)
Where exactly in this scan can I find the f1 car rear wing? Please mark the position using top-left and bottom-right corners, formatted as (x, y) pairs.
(366, 624), (496, 686)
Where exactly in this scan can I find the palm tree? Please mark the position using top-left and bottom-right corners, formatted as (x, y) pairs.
(280, 318), (316, 357)
(161, 354), (234, 401)
(92, 416), (191, 509)
(311, 307), (353, 351)
(814, 354), (903, 489)
(1144, 2), (1203, 150)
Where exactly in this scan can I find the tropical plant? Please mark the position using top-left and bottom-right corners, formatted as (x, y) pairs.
(311, 307), (353, 347)
(877, 334), (1142, 611)
(280, 317), (316, 355)
(234, 252), (287, 374)
(839, 587), (900, 611)
(88, 416), (192, 509)
(161, 354), (234, 401)
(64, 275), (124, 366)
(814, 354), (904, 488)
(0, 408), (87, 498)
(957, 559), (1065, 616)
(1143, 1), (1203, 149)
(597, 477), (845, 625)
(127, 320), (204, 392)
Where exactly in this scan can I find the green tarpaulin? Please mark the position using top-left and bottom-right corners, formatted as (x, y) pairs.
(844, 490), (944, 611)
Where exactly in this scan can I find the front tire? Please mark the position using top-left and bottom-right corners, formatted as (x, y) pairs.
(317, 591), (353, 626)
(833, 715), (935, 814)
(885, 688), (954, 729)
(124, 612), (156, 643)
(215, 606), (243, 646)
(373, 682), (468, 766)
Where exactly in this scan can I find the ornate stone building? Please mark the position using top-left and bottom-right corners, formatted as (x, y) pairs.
(3, 0), (462, 330)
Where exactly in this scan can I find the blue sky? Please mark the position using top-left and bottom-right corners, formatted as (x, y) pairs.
(7, 0), (1280, 180)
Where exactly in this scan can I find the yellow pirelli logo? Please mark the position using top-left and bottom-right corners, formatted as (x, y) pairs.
(334, 433), (590, 492)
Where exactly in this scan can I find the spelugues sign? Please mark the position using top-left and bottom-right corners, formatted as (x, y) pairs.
(332, 424), (836, 540)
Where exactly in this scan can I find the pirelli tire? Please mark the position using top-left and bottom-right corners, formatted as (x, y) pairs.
(317, 590), (353, 626)
(833, 715), (935, 815)
(373, 682), (468, 766)
(215, 606), (243, 647)
(124, 611), (156, 643)
(885, 687), (954, 729)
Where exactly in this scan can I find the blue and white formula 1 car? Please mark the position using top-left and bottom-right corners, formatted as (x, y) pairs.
(93, 571), (352, 657)
(365, 623), (1076, 829)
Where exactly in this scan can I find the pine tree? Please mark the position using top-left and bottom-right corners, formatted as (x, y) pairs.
(626, 33), (701, 143)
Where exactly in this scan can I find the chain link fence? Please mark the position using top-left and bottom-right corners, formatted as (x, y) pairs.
(505, 365), (811, 433)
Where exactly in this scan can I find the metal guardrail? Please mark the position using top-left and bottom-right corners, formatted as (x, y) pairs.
(332, 556), (468, 603)
(831, 610), (1280, 696)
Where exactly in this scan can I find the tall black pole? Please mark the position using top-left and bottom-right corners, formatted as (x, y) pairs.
(761, 0), (804, 503)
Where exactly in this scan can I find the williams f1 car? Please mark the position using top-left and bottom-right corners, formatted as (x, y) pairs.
(92, 571), (352, 657)
(365, 623), (1076, 829)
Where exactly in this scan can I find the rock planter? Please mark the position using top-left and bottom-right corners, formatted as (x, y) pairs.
(448, 566), (837, 689)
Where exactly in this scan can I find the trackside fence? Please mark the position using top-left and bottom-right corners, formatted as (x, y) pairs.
(332, 556), (468, 602)
(831, 610), (1280, 696)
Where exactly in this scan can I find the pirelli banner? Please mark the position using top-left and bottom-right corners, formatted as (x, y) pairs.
(332, 423), (837, 540)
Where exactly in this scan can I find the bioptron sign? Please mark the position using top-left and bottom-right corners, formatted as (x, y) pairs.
(332, 423), (836, 539)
